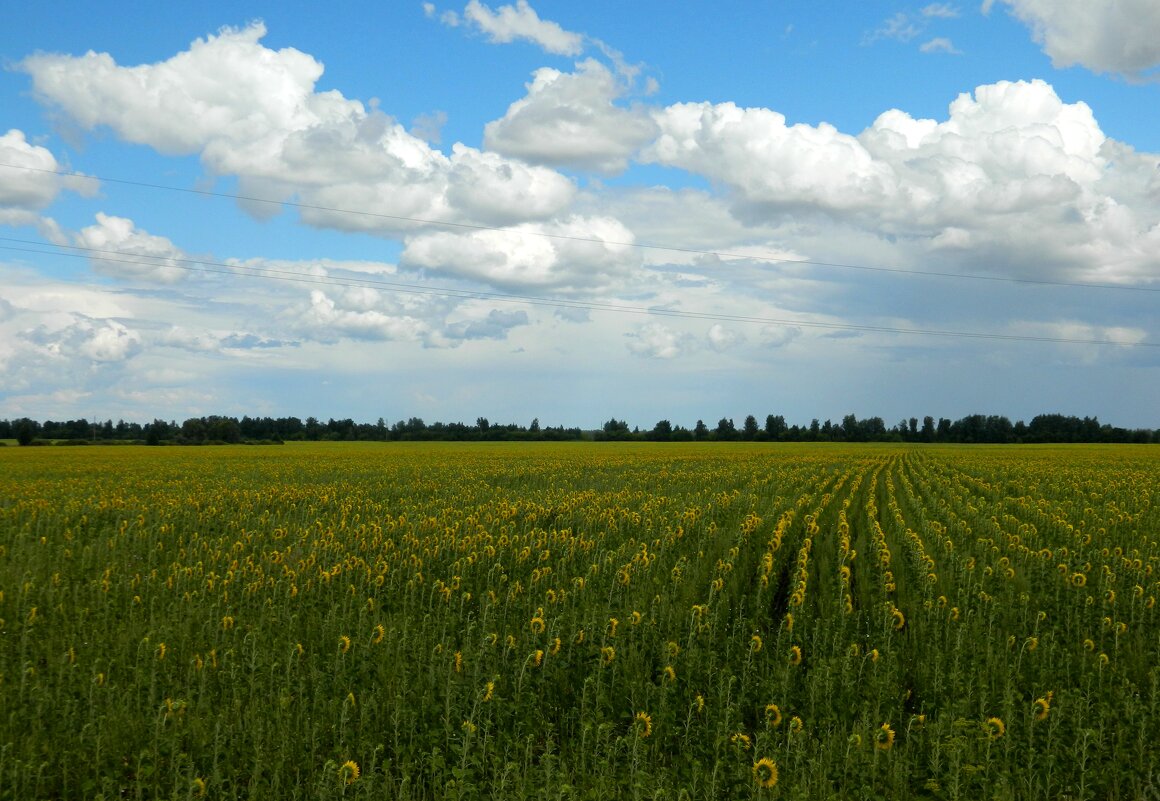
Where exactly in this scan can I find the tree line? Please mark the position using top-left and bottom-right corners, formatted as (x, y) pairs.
(0, 411), (1156, 446)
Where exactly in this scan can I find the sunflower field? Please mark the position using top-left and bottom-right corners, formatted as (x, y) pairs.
(1, 442), (1157, 800)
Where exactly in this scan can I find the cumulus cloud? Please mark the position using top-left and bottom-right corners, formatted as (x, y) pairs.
(643, 79), (1160, 285)
(401, 214), (641, 291)
(0, 129), (97, 209)
(75, 213), (190, 283)
(484, 59), (658, 174)
(988, 0), (1160, 79)
(20, 23), (577, 234)
(293, 288), (434, 343)
(458, 0), (585, 55)
(23, 317), (142, 363)
(625, 322), (693, 359)
(706, 323), (741, 352)
(444, 308), (529, 340)
(759, 325), (802, 348)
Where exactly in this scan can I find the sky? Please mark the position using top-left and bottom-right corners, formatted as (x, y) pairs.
(1, 1), (1158, 431)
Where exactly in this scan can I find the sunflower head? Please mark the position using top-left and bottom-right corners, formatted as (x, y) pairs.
(985, 717), (1006, 739)
(338, 760), (360, 785)
(875, 723), (895, 750)
(634, 711), (652, 739)
(731, 732), (752, 750)
(752, 757), (778, 789)
(601, 646), (616, 665)
(1033, 697), (1050, 721)
(788, 645), (802, 666)
(764, 703), (782, 728)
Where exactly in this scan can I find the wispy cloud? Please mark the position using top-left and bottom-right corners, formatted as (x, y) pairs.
(920, 37), (962, 55)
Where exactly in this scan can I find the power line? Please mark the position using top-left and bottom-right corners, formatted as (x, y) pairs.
(2, 237), (1156, 348)
(1, 160), (1157, 294)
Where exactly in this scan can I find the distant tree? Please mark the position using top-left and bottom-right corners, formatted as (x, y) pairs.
(693, 420), (709, 440)
(16, 418), (36, 446)
(742, 415), (760, 440)
(809, 419), (820, 440)
(921, 416), (935, 442)
(529, 417), (540, 434)
(765, 414), (787, 440)
(936, 418), (952, 441)
(600, 418), (632, 441)
(650, 419), (673, 441)
(841, 414), (860, 441)
(715, 418), (738, 440)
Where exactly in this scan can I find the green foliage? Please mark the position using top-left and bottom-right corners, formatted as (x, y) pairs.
(0, 443), (1157, 799)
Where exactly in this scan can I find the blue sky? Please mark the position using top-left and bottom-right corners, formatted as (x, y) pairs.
(1, 1), (1158, 429)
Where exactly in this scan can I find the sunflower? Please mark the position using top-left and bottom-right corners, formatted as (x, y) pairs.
(483, 681), (495, 702)
(789, 716), (803, 734)
(788, 645), (802, 666)
(764, 703), (782, 728)
(985, 717), (1005, 739)
(338, 760), (360, 784)
(1033, 697), (1050, 721)
(750, 634), (763, 653)
(529, 616), (546, 635)
(663, 665), (677, 683)
(891, 608), (906, 631)
(601, 646), (616, 665)
(634, 711), (652, 739)
(752, 757), (778, 789)
(731, 732), (752, 750)
(372, 624), (385, 644)
(338, 635), (351, 654)
(1071, 572), (1087, 588)
(875, 723), (895, 751)
(532, 649), (544, 667)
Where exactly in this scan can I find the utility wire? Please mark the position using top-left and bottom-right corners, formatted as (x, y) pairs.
(1, 160), (1157, 294)
(2, 237), (1155, 348)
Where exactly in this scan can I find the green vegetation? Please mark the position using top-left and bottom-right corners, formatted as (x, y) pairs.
(1, 443), (1157, 799)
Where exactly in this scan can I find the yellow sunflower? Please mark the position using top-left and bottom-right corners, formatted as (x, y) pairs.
(875, 723), (895, 751)
(338, 760), (360, 784)
(752, 757), (778, 789)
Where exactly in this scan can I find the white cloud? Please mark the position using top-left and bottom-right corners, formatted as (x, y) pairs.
(75, 213), (190, 283)
(990, 0), (1160, 79)
(864, 12), (922, 44)
(759, 325), (802, 348)
(706, 324), (741, 352)
(484, 59), (658, 174)
(643, 79), (1160, 285)
(20, 23), (577, 235)
(401, 215), (641, 291)
(921, 3), (960, 18)
(625, 322), (693, 359)
(0, 129), (97, 209)
(920, 37), (962, 55)
(461, 0), (584, 55)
